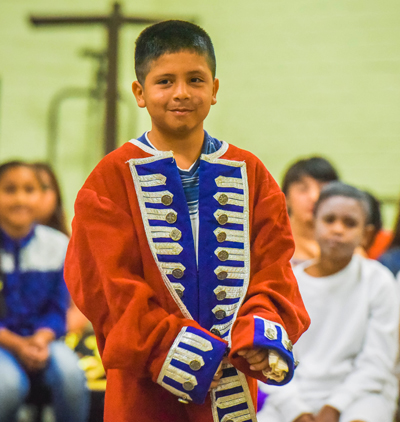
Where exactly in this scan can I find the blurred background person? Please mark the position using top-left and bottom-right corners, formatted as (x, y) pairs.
(379, 201), (400, 278)
(0, 160), (89, 422)
(281, 157), (339, 266)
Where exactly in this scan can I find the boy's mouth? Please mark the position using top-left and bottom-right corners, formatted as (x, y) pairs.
(169, 108), (193, 115)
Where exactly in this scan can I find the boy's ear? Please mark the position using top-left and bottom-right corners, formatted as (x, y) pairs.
(361, 224), (376, 251)
(132, 81), (146, 108)
(211, 78), (219, 105)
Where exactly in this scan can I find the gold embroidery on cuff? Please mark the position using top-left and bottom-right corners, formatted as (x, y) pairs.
(138, 174), (167, 187)
(160, 382), (193, 402)
(214, 210), (244, 225)
(215, 176), (244, 190)
(154, 243), (183, 255)
(165, 365), (198, 387)
(214, 375), (241, 392)
(214, 247), (244, 262)
(221, 409), (251, 422)
(174, 347), (205, 369)
(216, 393), (247, 409)
(181, 332), (213, 352)
(213, 192), (245, 207)
(213, 228), (245, 244)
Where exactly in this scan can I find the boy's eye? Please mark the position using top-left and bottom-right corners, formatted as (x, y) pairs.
(323, 215), (336, 224)
(343, 218), (357, 228)
(191, 77), (203, 83)
(3, 185), (16, 194)
(157, 79), (170, 85)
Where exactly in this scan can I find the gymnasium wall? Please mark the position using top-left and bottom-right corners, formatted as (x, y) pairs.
(0, 0), (399, 226)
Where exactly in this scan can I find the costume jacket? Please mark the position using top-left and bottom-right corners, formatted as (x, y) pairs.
(65, 138), (310, 422)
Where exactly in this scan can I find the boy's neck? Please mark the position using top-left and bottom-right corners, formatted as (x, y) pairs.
(290, 217), (319, 260)
(147, 126), (204, 170)
(305, 254), (353, 277)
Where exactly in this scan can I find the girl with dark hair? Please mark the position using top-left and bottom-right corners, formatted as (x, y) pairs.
(281, 157), (339, 265)
(0, 161), (89, 422)
(32, 162), (69, 236)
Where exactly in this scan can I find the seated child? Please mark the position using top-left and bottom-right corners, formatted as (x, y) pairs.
(258, 182), (399, 422)
(379, 201), (400, 277)
(0, 161), (89, 422)
(64, 20), (310, 422)
(281, 157), (339, 266)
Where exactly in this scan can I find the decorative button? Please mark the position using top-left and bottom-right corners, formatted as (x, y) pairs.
(217, 250), (229, 261)
(217, 271), (228, 280)
(175, 288), (184, 298)
(225, 419), (234, 422)
(216, 291), (226, 301)
(166, 212), (177, 224)
(183, 381), (194, 391)
(211, 328), (221, 337)
(217, 214), (228, 225)
(218, 193), (229, 206)
(216, 232), (227, 243)
(170, 228), (182, 241)
(172, 268), (184, 279)
(284, 340), (293, 352)
(265, 328), (275, 340)
(189, 360), (201, 371)
(215, 310), (226, 320)
(178, 398), (189, 404)
(161, 194), (173, 206)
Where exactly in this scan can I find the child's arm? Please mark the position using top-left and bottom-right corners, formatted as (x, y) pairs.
(322, 266), (399, 414)
(229, 161), (310, 385)
(65, 187), (227, 405)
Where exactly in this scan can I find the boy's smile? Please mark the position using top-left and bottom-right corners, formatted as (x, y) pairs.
(132, 51), (219, 140)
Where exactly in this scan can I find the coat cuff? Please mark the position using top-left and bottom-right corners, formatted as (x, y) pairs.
(253, 316), (296, 386)
(157, 326), (227, 404)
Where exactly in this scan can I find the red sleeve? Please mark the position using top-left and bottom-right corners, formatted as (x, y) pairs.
(229, 159), (310, 380)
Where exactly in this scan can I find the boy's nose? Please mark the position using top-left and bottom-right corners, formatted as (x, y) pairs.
(173, 82), (190, 100)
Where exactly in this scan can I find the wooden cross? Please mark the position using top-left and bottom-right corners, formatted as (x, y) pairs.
(30, 3), (162, 155)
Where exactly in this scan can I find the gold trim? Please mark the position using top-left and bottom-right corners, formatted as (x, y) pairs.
(214, 192), (245, 207)
(146, 208), (177, 221)
(150, 226), (182, 240)
(216, 393), (247, 409)
(142, 190), (173, 204)
(212, 303), (239, 318)
(221, 409), (251, 422)
(200, 141), (229, 161)
(215, 176), (244, 190)
(214, 375), (241, 392)
(174, 347), (205, 368)
(214, 209), (244, 225)
(161, 382), (193, 402)
(214, 266), (245, 280)
(128, 160), (192, 319)
(214, 247), (244, 262)
(165, 365), (198, 387)
(214, 286), (243, 299)
(210, 320), (233, 337)
(214, 228), (245, 244)
(138, 174), (167, 187)
(181, 332), (213, 352)
(159, 262), (186, 274)
(154, 242), (183, 255)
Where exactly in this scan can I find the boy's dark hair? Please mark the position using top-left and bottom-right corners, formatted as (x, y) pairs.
(363, 191), (382, 232)
(281, 157), (339, 196)
(389, 201), (400, 250)
(314, 181), (371, 222)
(135, 20), (216, 85)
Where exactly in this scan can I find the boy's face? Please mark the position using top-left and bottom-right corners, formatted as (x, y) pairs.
(314, 196), (368, 261)
(132, 51), (219, 138)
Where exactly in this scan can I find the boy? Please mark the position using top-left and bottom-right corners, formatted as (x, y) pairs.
(65, 20), (310, 422)
(258, 182), (399, 422)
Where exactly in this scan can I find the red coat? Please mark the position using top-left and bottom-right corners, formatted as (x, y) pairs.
(65, 139), (310, 422)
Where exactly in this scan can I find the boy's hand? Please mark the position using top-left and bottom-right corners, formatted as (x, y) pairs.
(237, 348), (270, 371)
(293, 414), (316, 422)
(16, 338), (48, 372)
(314, 406), (340, 422)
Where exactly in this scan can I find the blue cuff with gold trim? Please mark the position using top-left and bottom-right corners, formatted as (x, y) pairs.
(253, 316), (296, 386)
(157, 326), (227, 404)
